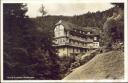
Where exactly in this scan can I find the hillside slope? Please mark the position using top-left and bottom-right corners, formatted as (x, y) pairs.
(63, 50), (124, 80)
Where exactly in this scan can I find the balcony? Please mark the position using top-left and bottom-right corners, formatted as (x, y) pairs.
(53, 42), (92, 48)
(68, 35), (93, 43)
(53, 41), (99, 49)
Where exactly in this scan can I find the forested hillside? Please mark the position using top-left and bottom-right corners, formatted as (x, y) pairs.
(32, 7), (115, 46)
(3, 3), (124, 80)
(33, 7), (114, 32)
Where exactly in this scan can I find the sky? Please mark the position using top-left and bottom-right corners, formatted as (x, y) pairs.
(26, 3), (114, 17)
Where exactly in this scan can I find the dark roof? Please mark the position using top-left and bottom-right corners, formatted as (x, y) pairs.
(55, 20), (100, 35)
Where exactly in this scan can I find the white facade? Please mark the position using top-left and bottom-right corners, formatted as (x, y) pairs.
(53, 20), (100, 56)
(54, 25), (65, 37)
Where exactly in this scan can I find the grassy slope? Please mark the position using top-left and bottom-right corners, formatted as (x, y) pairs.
(63, 50), (124, 80)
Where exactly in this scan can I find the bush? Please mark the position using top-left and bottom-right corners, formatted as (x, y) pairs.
(58, 55), (76, 79)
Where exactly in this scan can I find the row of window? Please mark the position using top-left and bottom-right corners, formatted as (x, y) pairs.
(69, 40), (99, 48)
(69, 34), (97, 41)
(55, 38), (67, 44)
(69, 40), (87, 46)
(93, 42), (99, 47)
(74, 29), (92, 35)
(55, 38), (99, 47)
(62, 47), (86, 53)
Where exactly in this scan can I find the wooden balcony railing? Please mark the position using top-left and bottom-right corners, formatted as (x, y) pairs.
(69, 35), (93, 42)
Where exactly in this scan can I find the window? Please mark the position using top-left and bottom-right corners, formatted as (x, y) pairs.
(63, 38), (65, 42)
(69, 39), (71, 43)
(94, 37), (97, 40)
(56, 40), (58, 44)
(73, 48), (74, 52)
(93, 42), (99, 47)
(72, 41), (74, 44)
(87, 32), (90, 34)
(77, 48), (78, 52)
(83, 43), (84, 45)
(58, 39), (60, 44)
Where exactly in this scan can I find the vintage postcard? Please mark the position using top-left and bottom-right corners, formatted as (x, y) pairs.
(0, 0), (128, 82)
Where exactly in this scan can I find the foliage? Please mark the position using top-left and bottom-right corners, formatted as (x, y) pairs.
(58, 55), (75, 78)
(59, 51), (98, 78)
(111, 3), (124, 9)
(39, 4), (47, 16)
(3, 3), (60, 80)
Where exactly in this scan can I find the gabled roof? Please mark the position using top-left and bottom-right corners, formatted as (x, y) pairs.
(55, 20), (100, 35)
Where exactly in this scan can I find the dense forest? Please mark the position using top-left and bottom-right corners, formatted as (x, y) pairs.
(33, 8), (114, 36)
(3, 3), (124, 80)
(34, 8), (113, 29)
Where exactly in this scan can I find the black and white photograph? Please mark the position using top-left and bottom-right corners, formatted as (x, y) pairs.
(0, 0), (127, 82)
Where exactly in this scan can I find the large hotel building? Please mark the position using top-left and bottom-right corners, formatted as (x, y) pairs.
(53, 20), (100, 56)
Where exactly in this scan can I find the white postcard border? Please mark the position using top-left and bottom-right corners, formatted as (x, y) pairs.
(1, 0), (128, 82)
